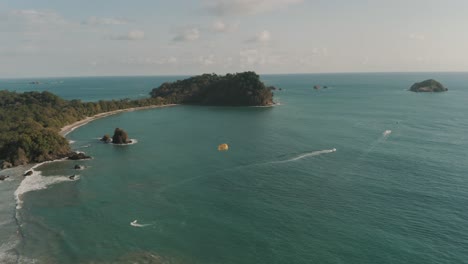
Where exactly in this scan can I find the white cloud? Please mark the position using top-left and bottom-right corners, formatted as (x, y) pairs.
(173, 28), (200, 42)
(0, 45), (40, 56)
(247, 30), (271, 43)
(239, 48), (285, 69)
(118, 56), (178, 65)
(166, 57), (178, 64)
(213, 21), (227, 32)
(240, 49), (266, 66)
(409, 33), (425, 40)
(199, 54), (216, 65)
(82, 16), (130, 26)
(111, 30), (145, 40)
(211, 20), (239, 33)
(203, 0), (303, 16)
(4, 9), (70, 33)
(298, 48), (329, 65)
(10, 9), (66, 25)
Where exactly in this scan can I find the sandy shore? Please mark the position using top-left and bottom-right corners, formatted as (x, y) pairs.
(60, 104), (178, 137)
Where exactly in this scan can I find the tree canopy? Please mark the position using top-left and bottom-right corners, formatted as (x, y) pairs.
(150, 72), (274, 106)
(0, 90), (164, 166)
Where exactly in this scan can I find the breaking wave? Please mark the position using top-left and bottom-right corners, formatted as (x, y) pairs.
(14, 162), (79, 210)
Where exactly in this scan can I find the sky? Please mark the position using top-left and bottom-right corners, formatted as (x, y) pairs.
(1, 0), (468, 77)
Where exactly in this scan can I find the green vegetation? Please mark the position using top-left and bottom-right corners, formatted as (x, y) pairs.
(112, 128), (131, 144)
(150, 71), (274, 106)
(410, 79), (448, 92)
(1, 71), (275, 168)
(0, 90), (165, 166)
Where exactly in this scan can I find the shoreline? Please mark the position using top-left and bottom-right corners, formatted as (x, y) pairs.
(59, 104), (178, 137)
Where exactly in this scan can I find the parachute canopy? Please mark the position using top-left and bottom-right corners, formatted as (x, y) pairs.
(218, 143), (229, 151)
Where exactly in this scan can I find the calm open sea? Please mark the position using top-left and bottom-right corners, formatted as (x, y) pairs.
(1, 73), (467, 263)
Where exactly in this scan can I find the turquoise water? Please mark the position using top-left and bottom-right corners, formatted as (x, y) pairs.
(2, 73), (468, 263)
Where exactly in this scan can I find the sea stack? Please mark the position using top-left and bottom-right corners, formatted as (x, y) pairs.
(68, 152), (91, 160)
(112, 128), (132, 144)
(409, 79), (447, 92)
(100, 134), (112, 143)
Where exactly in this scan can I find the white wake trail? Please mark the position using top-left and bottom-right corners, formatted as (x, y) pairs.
(130, 220), (152, 227)
(273, 148), (337, 163)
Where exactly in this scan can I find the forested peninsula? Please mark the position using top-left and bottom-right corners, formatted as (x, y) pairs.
(150, 71), (274, 106)
(0, 72), (275, 168)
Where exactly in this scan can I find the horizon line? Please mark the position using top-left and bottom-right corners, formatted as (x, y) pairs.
(1, 70), (468, 80)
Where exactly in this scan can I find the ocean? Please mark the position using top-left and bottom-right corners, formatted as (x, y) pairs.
(1, 73), (467, 263)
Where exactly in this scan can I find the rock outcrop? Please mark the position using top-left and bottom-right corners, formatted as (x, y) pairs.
(68, 152), (91, 160)
(112, 128), (131, 144)
(74, 164), (85, 170)
(100, 134), (112, 143)
(410, 79), (447, 92)
(1, 161), (12, 170)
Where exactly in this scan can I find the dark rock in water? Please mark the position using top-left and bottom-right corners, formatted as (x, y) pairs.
(68, 152), (91, 160)
(268, 86), (277, 91)
(313, 85), (321, 90)
(0, 175), (9, 181)
(24, 170), (33, 176)
(100, 134), (112, 143)
(69, 174), (76, 180)
(279, 88), (282, 91)
(323, 86), (328, 88)
(410, 79), (447, 92)
(112, 128), (131, 144)
(74, 164), (85, 170)
(1, 161), (12, 169)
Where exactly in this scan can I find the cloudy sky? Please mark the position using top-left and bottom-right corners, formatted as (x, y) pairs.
(1, 0), (468, 77)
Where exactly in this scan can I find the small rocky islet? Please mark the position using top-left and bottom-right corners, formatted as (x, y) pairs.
(409, 79), (448, 92)
(101, 128), (132, 144)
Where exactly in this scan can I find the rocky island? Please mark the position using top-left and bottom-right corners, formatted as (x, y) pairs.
(150, 71), (275, 106)
(101, 128), (132, 144)
(410, 79), (448, 92)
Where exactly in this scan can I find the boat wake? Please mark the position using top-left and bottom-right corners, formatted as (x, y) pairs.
(158, 148), (337, 193)
(130, 220), (152, 228)
(383, 130), (392, 137)
(272, 148), (337, 163)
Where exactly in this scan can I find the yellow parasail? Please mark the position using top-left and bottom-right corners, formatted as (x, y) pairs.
(218, 143), (229, 151)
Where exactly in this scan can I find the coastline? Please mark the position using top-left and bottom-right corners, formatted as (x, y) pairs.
(59, 104), (178, 137)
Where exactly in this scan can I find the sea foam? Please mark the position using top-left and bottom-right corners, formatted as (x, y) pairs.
(383, 130), (392, 137)
(111, 139), (138, 146)
(14, 162), (79, 209)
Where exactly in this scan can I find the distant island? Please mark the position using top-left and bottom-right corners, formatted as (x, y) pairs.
(410, 79), (448, 92)
(150, 71), (275, 106)
(0, 71), (274, 168)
